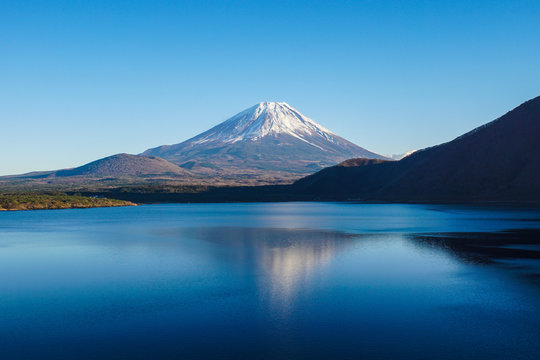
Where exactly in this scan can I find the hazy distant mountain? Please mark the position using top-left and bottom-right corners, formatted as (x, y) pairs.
(385, 150), (417, 160)
(5, 154), (191, 181)
(143, 102), (387, 177)
(294, 95), (540, 202)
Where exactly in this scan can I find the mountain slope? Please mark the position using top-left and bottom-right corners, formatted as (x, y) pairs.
(143, 102), (386, 177)
(2, 154), (192, 182)
(295, 95), (540, 202)
(54, 153), (191, 178)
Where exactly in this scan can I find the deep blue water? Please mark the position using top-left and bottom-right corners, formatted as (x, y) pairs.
(1, 203), (540, 359)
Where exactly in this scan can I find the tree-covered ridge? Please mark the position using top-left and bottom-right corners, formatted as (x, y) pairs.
(0, 193), (135, 211)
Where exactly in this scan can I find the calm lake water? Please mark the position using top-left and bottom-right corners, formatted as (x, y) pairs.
(1, 203), (540, 359)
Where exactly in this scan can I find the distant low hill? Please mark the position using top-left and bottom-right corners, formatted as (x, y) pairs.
(54, 153), (190, 178)
(4, 154), (192, 182)
(294, 95), (540, 203)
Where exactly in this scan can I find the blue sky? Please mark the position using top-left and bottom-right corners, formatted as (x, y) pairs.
(1, 0), (539, 175)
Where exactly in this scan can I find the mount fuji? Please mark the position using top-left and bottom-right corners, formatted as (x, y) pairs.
(143, 102), (386, 180)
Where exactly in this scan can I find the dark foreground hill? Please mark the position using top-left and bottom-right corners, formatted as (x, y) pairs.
(293, 95), (540, 203)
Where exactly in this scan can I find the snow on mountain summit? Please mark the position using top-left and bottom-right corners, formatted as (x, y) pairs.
(190, 102), (336, 148)
(142, 102), (387, 178)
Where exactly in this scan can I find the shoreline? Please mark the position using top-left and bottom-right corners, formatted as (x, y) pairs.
(0, 193), (136, 211)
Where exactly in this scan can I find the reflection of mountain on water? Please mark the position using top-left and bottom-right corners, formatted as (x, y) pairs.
(409, 229), (540, 284)
(182, 227), (360, 311)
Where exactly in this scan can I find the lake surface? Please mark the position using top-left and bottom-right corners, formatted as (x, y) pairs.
(1, 203), (540, 359)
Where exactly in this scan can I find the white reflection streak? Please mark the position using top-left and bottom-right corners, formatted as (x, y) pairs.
(259, 239), (340, 318)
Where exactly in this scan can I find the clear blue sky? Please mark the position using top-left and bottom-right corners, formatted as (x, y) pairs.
(1, 0), (539, 175)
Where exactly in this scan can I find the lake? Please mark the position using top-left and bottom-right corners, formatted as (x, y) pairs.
(1, 203), (540, 359)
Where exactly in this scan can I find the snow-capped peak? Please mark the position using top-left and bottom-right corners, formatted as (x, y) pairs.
(190, 102), (337, 147)
(142, 101), (388, 172)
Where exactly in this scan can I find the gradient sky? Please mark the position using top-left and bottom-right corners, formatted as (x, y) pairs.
(1, 0), (539, 175)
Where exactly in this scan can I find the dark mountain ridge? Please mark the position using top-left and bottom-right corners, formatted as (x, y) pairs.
(294, 95), (540, 202)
